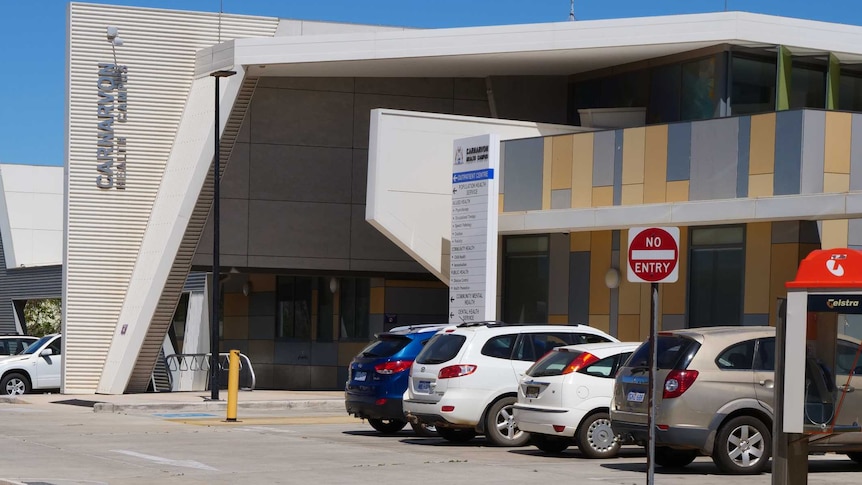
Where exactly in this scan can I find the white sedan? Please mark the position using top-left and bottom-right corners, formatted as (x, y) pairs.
(0, 333), (62, 395)
(513, 341), (639, 457)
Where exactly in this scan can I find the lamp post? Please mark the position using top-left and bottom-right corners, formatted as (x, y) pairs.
(209, 69), (236, 401)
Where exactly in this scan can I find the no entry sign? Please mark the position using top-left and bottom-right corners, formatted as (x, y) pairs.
(627, 227), (679, 283)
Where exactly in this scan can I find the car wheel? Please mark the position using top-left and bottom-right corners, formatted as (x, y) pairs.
(712, 416), (771, 474)
(577, 412), (621, 459)
(532, 435), (570, 454)
(436, 426), (477, 443)
(484, 396), (531, 447)
(410, 422), (437, 437)
(847, 452), (862, 464)
(1, 372), (30, 396)
(654, 447), (698, 468)
(367, 418), (407, 435)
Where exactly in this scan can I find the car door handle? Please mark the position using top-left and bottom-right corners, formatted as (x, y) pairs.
(759, 379), (774, 388)
(839, 385), (855, 393)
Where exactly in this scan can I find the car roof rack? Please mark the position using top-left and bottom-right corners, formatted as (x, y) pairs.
(455, 320), (520, 328)
(387, 323), (449, 333)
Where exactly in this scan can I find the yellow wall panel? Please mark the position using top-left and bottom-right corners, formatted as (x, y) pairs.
(621, 184), (644, 206)
(370, 287), (385, 314)
(248, 274), (276, 292)
(662, 228), (688, 314)
(589, 231), (612, 313)
(618, 230), (641, 315)
(543, 138), (552, 210)
(824, 111), (852, 174)
(643, 125), (669, 203)
(338, 343), (368, 366)
(748, 174), (774, 197)
(552, 135), (574, 190)
(223, 292), (248, 317)
(571, 133), (594, 208)
(622, 127), (646, 185)
(589, 314), (610, 334)
(548, 314), (569, 324)
(744, 222), (772, 314)
(823, 173), (850, 193)
(592, 186), (614, 207)
(666, 180), (689, 202)
(570, 232), (591, 252)
(499, 194), (504, 213)
(769, 243), (802, 327)
(223, 316), (249, 340)
(617, 314), (642, 342)
(821, 219), (849, 249)
(749, 113), (776, 175)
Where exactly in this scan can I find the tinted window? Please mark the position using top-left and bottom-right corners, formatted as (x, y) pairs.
(358, 335), (410, 358)
(48, 337), (61, 355)
(513, 333), (572, 362)
(482, 334), (517, 359)
(416, 334), (466, 365)
(755, 337), (776, 371)
(716, 340), (756, 370)
(23, 335), (53, 355)
(582, 355), (617, 378)
(836, 340), (862, 375)
(527, 350), (577, 377)
(628, 336), (700, 370)
(568, 332), (613, 345)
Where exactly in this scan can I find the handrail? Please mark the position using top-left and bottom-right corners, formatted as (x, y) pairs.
(165, 352), (256, 391)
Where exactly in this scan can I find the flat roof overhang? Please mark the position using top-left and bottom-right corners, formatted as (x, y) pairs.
(196, 11), (862, 79)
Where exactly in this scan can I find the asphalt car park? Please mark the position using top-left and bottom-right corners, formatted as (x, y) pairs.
(0, 396), (860, 484)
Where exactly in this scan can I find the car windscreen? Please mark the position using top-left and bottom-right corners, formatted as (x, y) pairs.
(526, 350), (580, 377)
(357, 335), (411, 358)
(22, 335), (52, 355)
(416, 334), (466, 365)
(626, 335), (700, 370)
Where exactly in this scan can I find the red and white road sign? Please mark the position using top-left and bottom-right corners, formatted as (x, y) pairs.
(627, 227), (679, 283)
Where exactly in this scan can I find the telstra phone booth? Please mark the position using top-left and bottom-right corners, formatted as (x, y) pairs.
(784, 249), (862, 438)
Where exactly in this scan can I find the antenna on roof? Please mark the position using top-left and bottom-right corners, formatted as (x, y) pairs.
(569, 0), (576, 21)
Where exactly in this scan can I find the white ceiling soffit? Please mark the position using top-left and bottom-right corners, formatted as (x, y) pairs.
(367, 109), (589, 284)
(225, 12), (862, 78)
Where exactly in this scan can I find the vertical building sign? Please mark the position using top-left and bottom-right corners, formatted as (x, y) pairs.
(96, 63), (128, 189)
(449, 134), (500, 324)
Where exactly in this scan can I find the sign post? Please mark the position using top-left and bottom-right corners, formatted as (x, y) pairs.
(627, 226), (679, 485)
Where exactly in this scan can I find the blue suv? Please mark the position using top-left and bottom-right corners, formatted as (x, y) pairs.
(345, 324), (446, 435)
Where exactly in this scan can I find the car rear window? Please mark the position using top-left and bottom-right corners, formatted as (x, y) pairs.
(627, 335), (700, 370)
(526, 350), (579, 377)
(416, 334), (466, 364)
(358, 335), (410, 358)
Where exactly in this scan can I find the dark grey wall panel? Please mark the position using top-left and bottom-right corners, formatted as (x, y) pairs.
(249, 144), (353, 204)
(592, 131), (616, 187)
(349, 205), (415, 262)
(800, 110), (826, 194)
(737, 116), (751, 198)
(221, 142), (249, 199)
(487, 76), (569, 124)
(568, 251), (590, 325)
(773, 110), (803, 195)
(851, 113), (862, 190)
(250, 87), (354, 147)
(548, 234), (569, 316)
(354, 77), (454, 98)
(248, 200), (351, 259)
(742, 313), (769, 326)
(666, 122), (692, 181)
(772, 221), (801, 244)
(662, 314), (685, 331)
(690, 117), (739, 200)
(384, 286), (448, 315)
(0, 234), (61, 334)
(613, 130), (623, 206)
(502, 137), (544, 211)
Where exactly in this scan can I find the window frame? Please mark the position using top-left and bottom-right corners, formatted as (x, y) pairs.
(686, 225), (746, 328)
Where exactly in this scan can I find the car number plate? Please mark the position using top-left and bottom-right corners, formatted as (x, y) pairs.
(354, 371), (367, 382)
(627, 391), (646, 403)
(525, 386), (540, 398)
(417, 380), (431, 393)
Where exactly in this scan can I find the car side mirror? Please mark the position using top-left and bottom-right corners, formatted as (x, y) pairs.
(40, 348), (54, 357)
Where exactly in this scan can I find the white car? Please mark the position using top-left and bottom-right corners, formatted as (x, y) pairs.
(403, 322), (617, 446)
(513, 341), (639, 457)
(0, 334), (62, 395)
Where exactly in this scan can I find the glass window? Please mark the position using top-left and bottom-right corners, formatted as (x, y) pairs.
(755, 337), (776, 371)
(716, 340), (756, 370)
(838, 70), (862, 112)
(339, 278), (370, 340)
(567, 332), (613, 345)
(791, 63), (826, 109)
(681, 55), (719, 121)
(628, 336), (701, 370)
(513, 333), (570, 362)
(276, 276), (312, 339)
(48, 337), (61, 355)
(688, 226), (745, 327)
(482, 334), (517, 359)
(316, 278), (334, 342)
(168, 292), (189, 354)
(503, 235), (549, 323)
(416, 334), (466, 364)
(731, 54), (777, 115)
(836, 339), (862, 376)
(648, 63), (682, 124)
(582, 355), (617, 378)
(358, 335), (410, 358)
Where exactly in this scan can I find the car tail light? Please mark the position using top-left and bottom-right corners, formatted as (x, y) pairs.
(375, 398), (387, 406)
(438, 364), (477, 379)
(562, 352), (599, 374)
(375, 360), (413, 375)
(552, 425), (565, 433)
(441, 405), (455, 412)
(663, 370), (698, 398)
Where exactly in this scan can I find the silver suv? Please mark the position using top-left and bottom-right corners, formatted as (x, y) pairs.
(611, 326), (862, 474)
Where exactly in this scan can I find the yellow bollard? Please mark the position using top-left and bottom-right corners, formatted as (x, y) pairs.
(226, 349), (240, 422)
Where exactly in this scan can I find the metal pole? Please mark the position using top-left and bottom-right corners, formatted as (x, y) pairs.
(210, 74), (221, 401)
(646, 282), (658, 485)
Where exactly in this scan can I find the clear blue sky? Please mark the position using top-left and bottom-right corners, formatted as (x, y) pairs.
(1, 0), (860, 166)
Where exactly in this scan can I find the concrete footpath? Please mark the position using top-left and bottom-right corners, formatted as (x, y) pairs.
(0, 389), (345, 414)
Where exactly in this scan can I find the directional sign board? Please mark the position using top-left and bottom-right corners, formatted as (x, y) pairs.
(627, 227), (679, 283)
(449, 134), (500, 324)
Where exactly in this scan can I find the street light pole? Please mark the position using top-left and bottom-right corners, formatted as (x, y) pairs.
(209, 69), (236, 401)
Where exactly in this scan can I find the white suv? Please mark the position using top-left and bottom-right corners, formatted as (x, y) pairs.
(403, 322), (616, 446)
(0, 334), (62, 395)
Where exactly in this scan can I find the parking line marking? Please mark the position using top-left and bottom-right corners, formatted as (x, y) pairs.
(112, 450), (217, 471)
